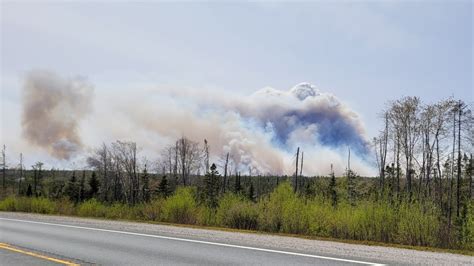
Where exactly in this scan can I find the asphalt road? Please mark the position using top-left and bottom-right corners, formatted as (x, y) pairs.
(0, 213), (472, 265)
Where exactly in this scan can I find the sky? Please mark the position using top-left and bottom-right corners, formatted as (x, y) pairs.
(1, 1), (473, 174)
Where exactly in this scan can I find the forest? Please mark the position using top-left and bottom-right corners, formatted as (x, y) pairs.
(0, 96), (473, 252)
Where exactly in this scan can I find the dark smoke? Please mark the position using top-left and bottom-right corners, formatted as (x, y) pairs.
(21, 70), (93, 159)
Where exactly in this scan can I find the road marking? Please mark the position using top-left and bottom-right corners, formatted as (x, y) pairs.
(1, 217), (384, 265)
(0, 242), (79, 266)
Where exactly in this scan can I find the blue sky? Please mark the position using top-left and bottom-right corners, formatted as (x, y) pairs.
(1, 1), (473, 169)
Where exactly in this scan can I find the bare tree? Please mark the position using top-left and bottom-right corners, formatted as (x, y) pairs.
(87, 143), (112, 201)
(111, 141), (140, 204)
(175, 137), (201, 186)
(389, 97), (421, 201)
(294, 147), (300, 193)
(203, 139), (210, 173)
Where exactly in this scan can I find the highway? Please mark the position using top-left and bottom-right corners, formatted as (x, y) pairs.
(0, 213), (472, 265)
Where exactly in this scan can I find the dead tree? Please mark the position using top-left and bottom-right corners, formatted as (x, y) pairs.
(223, 152), (229, 193)
(294, 147), (300, 193)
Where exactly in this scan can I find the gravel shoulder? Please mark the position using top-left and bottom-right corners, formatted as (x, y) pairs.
(1, 211), (472, 265)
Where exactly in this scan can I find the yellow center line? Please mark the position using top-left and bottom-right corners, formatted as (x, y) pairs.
(0, 243), (79, 266)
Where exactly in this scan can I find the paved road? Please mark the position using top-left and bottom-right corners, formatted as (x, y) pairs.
(0, 213), (472, 265)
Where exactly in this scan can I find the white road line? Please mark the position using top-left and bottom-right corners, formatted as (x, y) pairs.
(0, 217), (385, 265)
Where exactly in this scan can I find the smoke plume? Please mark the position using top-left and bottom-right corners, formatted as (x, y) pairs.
(237, 83), (370, 155)
(119, 82), (372, 175)
(21, 70), (94, 159)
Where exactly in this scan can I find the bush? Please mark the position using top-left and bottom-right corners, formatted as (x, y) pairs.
(258, 182), (295, 232)
(216, 194), (258, 230)
(396, 201), (440, 247)
(459, 202), (474, 250)
(307, 199), (333, 237)
(138, 199), (164, 221)
(0, 197), (55, 214)
(161, 187), (197, 224)
(0, 197), (17, 211)
(77, 199), (107, 217)
(55, 198), (75, 215)
(197, 206), (216, 226)
(105, 203), (130, 219)
(30, 198), (56, 214)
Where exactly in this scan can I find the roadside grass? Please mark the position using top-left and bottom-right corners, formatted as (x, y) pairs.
(1, 182), (473, 255)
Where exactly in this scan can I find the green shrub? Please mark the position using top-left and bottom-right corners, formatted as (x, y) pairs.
(55, 198), (75, 215)
(281, 196), (310, 234)
(216, 194), (258, 230)
(307, 199), (333, 237)
(77, 199), (107, 217)
(396, 201), (440, 247)
(258, 182), (295, 232)
(27, 198), (55, 214)
(197, 205), (217, 226)
(161, 187), (197, 224)
(0, 197), (17, 211)
(105, 203), (130, 219)
(138, 199), (164, 221)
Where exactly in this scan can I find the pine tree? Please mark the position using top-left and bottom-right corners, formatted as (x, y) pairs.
(234, 172), (242, 194)
(142, 165), (150, 202)
(65, 172), (79, 203)
(204, 163), (220, 208)
(347, 169), (356, 206)
(157, 175), (171, 198)
(88, 172), (100, 199)
(247, 181), (256, 202)
(26, 184), (33, 197)
(329, 164), (338, 208)
(79, 171), (86, 202)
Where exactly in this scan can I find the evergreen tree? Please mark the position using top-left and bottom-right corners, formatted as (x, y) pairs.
(234, 172), (242, 193)
(329, 165), (338, 208)
(347, 169), (356, 206)
(26, 184), (33, 197)
(247, 181), (256, 202)
(157, 175), (171, 198)
(204, 163), (220, 208)
(88, 171), (100, 199)
(65, 172), (79, 203)
(79, 171), (86, 202)
(142, 165), (150, 202)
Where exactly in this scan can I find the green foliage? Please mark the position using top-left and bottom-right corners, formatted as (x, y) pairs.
(202, 164), (220, 208)
(329, 171), (338, 207)
(88, 172), (100, 199)
(77, 199), (107, 217)
(161, 187), (197, 224)
(26, 184), (33, 197)
(396, 201), (440, 246)
(64, 172), (79, 203)
(0, 197), (16, 211)
(216, 193), (258, 230)
(258, 182), (294, 232)
(156, 175), (172, 198)
(139, 198), (164, 221)
(196, 206), (216, 226)
(1, 180), (473, 251)
(142, 166), (150, 202)
(0, 197), (55, 214)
